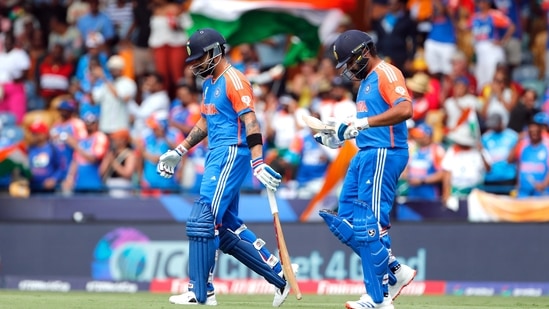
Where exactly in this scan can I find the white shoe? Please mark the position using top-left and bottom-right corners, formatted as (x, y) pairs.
(388, 263), (416, 300)
(272, 263), (299, 307)
(169, 291), (218, 306)
(345, 294), (394, 309)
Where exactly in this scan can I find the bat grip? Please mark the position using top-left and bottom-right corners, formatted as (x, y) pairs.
(267, 189), (279, 215)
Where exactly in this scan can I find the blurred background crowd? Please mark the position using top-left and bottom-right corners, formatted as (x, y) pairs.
(1, 0), (549, 203)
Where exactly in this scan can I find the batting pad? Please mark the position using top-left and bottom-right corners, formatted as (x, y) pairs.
(186, 200), (217, 304)
(219, 227), (286, 289)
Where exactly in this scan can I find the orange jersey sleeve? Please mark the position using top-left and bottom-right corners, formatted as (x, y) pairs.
(225, 67), (255, 114)
(489, 9), (511, 28)
(72, 118), (88, 139)
(376, 63), (412, 106)
(91, 132), (109, 160)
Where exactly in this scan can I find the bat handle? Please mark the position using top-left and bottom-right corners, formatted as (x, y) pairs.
(350, 129), (359, 137)
(267, 189), (278, 215)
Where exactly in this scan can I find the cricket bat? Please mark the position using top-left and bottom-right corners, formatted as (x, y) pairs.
(301, 115), (358, 137)
(267, 189), (302, 300)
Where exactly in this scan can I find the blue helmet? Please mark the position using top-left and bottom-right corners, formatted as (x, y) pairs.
(186, 28), (226, 64)
(332, 30), (374, 80)
(533, 112), (549, 126)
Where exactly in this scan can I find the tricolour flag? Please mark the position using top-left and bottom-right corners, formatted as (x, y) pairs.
(0, 142), (30, 179)
(187, 0), (356, 66)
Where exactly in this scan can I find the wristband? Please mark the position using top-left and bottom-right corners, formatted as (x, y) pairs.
(251, 157), (263, 169)
(246, 133), (263, 149)
(175, 144), (188, 156)
(355, 117), (370, 130)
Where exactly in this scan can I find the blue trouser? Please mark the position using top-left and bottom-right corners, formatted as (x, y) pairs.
(187, 145), (284, 303)
(339, 147), (408, 301)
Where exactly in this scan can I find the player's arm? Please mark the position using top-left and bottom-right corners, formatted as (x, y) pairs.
(178, 116), (208, 152)
(240, 111), (263, 159)
(366, 100), (413, 128)
(156, 116), (207, 178)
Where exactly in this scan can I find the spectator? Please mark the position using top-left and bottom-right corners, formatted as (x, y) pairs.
(136, 111), (182, 194)
(318, 76), (356, 123)
(62, 112), (109, 193)
(440, 50), (477, 101)
(406, 123), (445, 200)
(469, 0), (514, 91)
(0, 31), (30, 124)
(48, 11), (83, 63)
(27, 121), (65, 193)
(481, 113), (519, 194)
(38, 43), (74, 106)
(479, 69), (517, 128)
(99, 128), (136, 197)
(50, 99), (87, 178)
(76, 0), (116, 45)
(149, 0), (191, 95)
(92, 54), (137, 134)
(423, 0), (457, 78)
(442, 123), (491, 208)
(129, 72), (170, 138)
(169, 81), (201, 137)
(255, 34), (288, 71)
(514, 119), (549, 197)
(493, 0), (523, 74)
(406, 72), (430, 125)
(372, 0), (417, 76)
(508, 88), (540, 133)
(104, 0), (134, 41)
(443, 76), (481, 131)
(127, 0), (154, 78)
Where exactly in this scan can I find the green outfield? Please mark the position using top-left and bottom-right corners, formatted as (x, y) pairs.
(1, 291), (549, 309)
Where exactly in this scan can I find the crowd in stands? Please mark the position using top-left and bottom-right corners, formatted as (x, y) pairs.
(0, 0), (549, 203)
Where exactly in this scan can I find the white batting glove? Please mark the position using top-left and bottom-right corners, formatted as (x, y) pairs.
(314, 132), (343, 149)
(157, 145), (188, 178)
(251, 158), (282, 191)
(335, 117), (368, 140)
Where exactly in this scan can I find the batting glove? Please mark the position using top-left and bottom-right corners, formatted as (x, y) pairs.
(251, 158), (282, 191)
(157, 145), (188, 178)
(314, 132), (343, 149)
(335, 117), (368, 140)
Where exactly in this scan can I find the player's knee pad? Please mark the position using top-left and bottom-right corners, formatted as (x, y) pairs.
(219, 225), (286, 289)
(319, 209), (359, 255)
(353, 200), (389, 303)
(186, 199), (218, 304)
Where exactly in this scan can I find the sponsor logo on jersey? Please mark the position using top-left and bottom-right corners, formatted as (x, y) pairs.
(201, 104), (219, 115)
(356, 101), (368, 113)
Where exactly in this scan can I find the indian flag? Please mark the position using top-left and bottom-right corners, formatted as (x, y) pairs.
(0, 142), (30, 179)
(187, 0), (355, 66)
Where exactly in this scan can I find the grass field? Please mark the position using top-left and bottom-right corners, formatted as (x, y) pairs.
(1, 291), (549, 309)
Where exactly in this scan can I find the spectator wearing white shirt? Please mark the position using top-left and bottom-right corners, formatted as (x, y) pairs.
(92, 55), (137, 134)
(443, 76), (481, 131)
(442, 123), (491, 208)
(0, 32), (30, 124)
(129, 72), (170, 139)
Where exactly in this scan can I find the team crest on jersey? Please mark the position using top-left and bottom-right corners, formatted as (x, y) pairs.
(214, 88), (220, 97)
(241, 95), (251, 106)
(365, 84), (371, 93)
(395, 86), (407, 95)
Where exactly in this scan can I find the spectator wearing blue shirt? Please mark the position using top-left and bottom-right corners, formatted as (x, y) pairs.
(28, 121), (65, 193)
(482, 113), (519, 194)
(76, 0), (116, 46)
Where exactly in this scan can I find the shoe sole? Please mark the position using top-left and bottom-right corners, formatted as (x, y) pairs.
(391, 270), (417, 301)
(344, 302), (394, 309)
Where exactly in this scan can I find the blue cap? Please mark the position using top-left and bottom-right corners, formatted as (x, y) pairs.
(185, 28), (226, 63)
(57, 100), (76, 111)
(533, 112), (549, 126)
(333, 30), (373, 69)
(455, 76), (470, 86)
(83, 112), (98, 124)
(410, 123), (433, 138)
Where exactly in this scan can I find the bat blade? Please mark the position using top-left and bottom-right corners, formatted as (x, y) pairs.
(267, 190), (303, 300)
(301, 115), (336, 133)
(301, 115), (359, 137)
